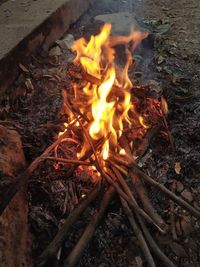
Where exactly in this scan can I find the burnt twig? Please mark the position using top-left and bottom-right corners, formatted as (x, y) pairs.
(44, 156), (93, 166)
(135, 124), (161, 159)
(115, 135), (167, 232)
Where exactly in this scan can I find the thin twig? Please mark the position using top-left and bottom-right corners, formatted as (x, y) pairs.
(69, 107), (145, 227)
(44, 156), (93, 166)
(37, 186), (100, 267)
(63, 186), (115, 267)
(97, 163), (161, 229)
(170, 180), (178, 240)
(66, 138), (104, 178)
(112, 136), (167, 232)
(110, 166), (166, 233)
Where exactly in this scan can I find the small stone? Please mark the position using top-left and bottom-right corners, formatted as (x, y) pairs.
(181, 189), (193, 203)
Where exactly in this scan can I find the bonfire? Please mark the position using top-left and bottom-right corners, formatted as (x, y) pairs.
(1, 23), (200, 267)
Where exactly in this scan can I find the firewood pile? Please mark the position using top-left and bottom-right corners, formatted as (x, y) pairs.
(0, 23), (200, 267)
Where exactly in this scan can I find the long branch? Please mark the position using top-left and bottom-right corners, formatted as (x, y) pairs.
(114, 136), (167, 232)
(131, 172), (167, 233)
(110, 166), (166, 233)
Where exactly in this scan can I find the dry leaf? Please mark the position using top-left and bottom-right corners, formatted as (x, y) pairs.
(175, 162), (181, 174)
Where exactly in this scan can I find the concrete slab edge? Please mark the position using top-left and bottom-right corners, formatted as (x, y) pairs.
(0, 0), (92, 96)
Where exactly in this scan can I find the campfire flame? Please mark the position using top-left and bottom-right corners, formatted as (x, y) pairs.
(69, 23), (149, 161)
(58, 23), (168, 171)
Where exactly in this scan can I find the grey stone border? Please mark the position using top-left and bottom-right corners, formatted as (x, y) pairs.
(0, 0), (92, 96)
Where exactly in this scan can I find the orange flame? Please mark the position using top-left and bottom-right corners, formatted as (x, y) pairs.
(69, 24), (149, 161)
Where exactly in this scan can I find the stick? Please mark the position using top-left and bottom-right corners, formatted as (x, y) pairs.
(109, 147), (200, 221)
(121, 198), (156, 267)
(44, 157), (93, 166)
(110, 166), (166, 233)
(0, 131), (69, 216)
(63, 186), (115, 267)
(138, 216), (175, 267)
(131, 172), (168, 233)
(37, 186), (100, 267)
(133, 167), (200, 219)
(170, 180), (178, 240)
(115, 136), (167, 232)
(74, 108), (159, 229)
(98, 164), (161, 229)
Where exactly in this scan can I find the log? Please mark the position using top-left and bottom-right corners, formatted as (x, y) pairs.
(0, 130), (69, 216)
(0, 126), (32, 267)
